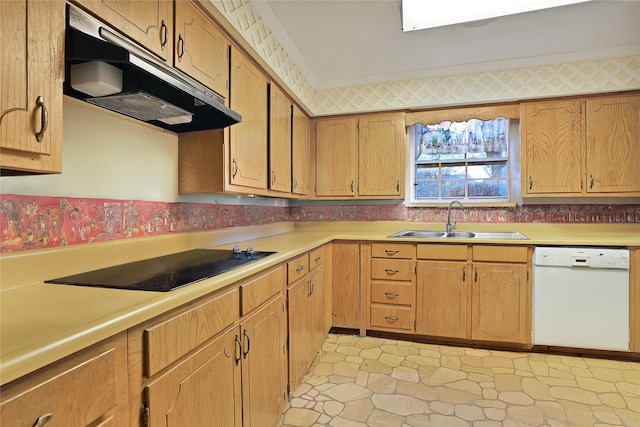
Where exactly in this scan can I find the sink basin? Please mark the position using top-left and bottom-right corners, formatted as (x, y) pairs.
(388, 230), (529, 240)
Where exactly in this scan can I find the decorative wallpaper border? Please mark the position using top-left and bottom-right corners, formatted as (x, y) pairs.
(207, 1), (640, 115)
(1, 194), (638, 253)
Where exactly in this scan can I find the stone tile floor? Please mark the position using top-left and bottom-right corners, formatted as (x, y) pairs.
(278, 334), (640, 427)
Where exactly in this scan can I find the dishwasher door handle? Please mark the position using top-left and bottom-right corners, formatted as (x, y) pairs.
(571, 257), (590, 267)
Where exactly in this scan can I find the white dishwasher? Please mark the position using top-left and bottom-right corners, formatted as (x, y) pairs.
(532, 246), (629, 351)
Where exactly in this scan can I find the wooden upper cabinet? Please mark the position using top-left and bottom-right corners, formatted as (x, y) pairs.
(1, 0), (64, 173)
(359, 113), (405, 197)
(174, 1), (229, 99)
(229, 46), (268, 190)
(314, 117), (358, 197)
(586, 94), (640, 194)
(76, 0), (173, 62)
(292, 105), (310, 196)
(269, 84), (292, 193)
(521, 100), (584, 195)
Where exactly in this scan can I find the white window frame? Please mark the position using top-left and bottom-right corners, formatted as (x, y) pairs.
(405, 119), (521, 206)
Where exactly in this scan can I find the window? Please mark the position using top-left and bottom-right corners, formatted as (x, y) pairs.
(408, 117), (520, 204)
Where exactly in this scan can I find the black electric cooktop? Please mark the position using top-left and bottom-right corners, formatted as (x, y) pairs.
(46, 249), (275, 292)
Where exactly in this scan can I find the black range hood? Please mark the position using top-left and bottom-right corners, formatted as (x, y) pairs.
(64, 5), (241, 132)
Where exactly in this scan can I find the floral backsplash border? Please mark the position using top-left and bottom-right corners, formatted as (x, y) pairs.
(1, 194), (638, 253)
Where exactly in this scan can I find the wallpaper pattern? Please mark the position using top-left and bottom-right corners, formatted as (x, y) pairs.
(2, 194), (638, 253)
(208, 1), (640, 115)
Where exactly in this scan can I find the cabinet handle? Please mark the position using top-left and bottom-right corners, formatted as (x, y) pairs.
(580, 178), (583, 190)
(351, 181), (354, 193)
(160, 20), (168, 50)
(384, 292), (400, 298)
(234, 334), (242, 364)
(462, 266), (466, 281)
(243, 330), (250, 358)
(385, 269), (399, 274)
(271, 171), (276, 185)
(35, 96), (48, 143)
(396, 179), (400, 192)
(32, 413), (53, 427)
(589, 174), (594, 189)
(310, 280), (314, 296)
(296, 265), (305, 272)
(307, 279), (312, 296)
(385, 249), (400, 255)
(293, 177), (297, 190)
(528, 176), (533, 190)
(314, 256), (321, 262)
(385, 316), (399, 322)
(474, 267), (478, 282)
(232, 159), (238, 178)
(177, 34), (184, 61)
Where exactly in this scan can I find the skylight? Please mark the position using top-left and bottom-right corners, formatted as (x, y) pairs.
(401, 0), (592, 31)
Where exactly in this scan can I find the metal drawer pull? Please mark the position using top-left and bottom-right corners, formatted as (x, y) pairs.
(32, 413), (53, 427)
(160, 20), (168, 50)
(243, 330), (250, 357)
(385, 316), (399, 322)
(296, 265), (305, 272)
(385, 249), (399, 255)
(314, 256), (321, 262)
(234, 335), (242, 364)
(384, 292), (400, 298)
(462, 266), (466, 281)
(385, 269), (399, 274)
(177, 34), (185, 60)
(35, 96), (48, 142)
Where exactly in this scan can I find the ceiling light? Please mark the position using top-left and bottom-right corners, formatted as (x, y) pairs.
(401, 0), (592, 31)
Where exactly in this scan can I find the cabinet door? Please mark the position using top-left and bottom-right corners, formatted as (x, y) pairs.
(241, 296), (287, 427)
(145, 326), (242, 427)
(331, 242), (361, 328)
(230, 46), (268, 190)
(314, 118), (358, 197)
(174, 0), (230, 99)
(472, 263), (529, 344)
(287, 278), (311, 393)
(76, 0), (172, 62)
(522, 100), (584, 195)
(1, 0), (63, 172)
(586, 95), (640, 194)
(416, 261), (468, 339)
(358, 113), (405, 196)
(309, 266), (327, 355)
(292, 105), (310, 195)
(269, 84), (292, 193)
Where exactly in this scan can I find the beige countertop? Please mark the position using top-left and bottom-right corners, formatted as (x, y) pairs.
(1, 221), (639, 385)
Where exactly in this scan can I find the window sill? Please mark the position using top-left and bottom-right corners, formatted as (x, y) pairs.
(404, 200), (518, 208)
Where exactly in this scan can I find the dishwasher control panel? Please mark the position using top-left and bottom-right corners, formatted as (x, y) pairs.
(533, 247), (629, 269)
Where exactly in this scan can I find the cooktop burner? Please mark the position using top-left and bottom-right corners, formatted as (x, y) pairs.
(46, 248), (275, 292)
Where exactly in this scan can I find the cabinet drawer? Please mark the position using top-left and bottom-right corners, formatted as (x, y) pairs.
(240, 266), (284, 315)
(0, 336), (121, 427)
(472, 245), (528, 263)
(309, 246), (325, 271)
(371, 281), (415, 306)
(287, 254), (309, 284)
(371, 259), (414, 281)
(144, 287), (239, 376)
(370, 305), (415, 331)
(372, 243), (414, 259)
(417, 244), (467, 260)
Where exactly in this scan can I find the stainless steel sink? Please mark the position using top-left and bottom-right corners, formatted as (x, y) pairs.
(388, 230), (528, 240)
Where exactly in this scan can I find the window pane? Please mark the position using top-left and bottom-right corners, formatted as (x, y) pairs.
(468, 163), (507, 179)
(415, 181), (440, 198)
(442, 179), (466, 198)
(416, 165), (439, 180)
(468, 179), (508, 197)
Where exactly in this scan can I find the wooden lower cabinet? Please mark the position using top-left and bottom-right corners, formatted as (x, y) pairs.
(416, 260), (468, 339)
(145, 326), (242, 427)
(240, 295), (288, 427)
(332, 242), (361, 328)
(472, 262), (529, 344)
(0, 332), (128, 427)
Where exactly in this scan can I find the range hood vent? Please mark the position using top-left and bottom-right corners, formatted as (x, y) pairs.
(64, 5), (241, 132)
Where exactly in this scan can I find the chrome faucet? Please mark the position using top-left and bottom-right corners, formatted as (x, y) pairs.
(446, 201), (464, 234)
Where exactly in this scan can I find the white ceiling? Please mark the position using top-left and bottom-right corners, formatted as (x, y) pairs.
(251, 0), (640, 89)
